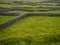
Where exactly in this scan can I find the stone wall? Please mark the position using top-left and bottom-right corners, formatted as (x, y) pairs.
(0, 13), (60, 29)
(0, 13), (20, 16)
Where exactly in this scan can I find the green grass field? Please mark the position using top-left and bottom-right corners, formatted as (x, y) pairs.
(0, 0), (60, 45)
(17, 5), (50, 10)
(0, 16), (17, 24)
(0, 16), (60, 45)
(0, 4), (12, 8)
(7, 10), (28, 14)
(0, 0), (48, 2)
(17, 5), (35, 7)
(27, 10), (60, 14)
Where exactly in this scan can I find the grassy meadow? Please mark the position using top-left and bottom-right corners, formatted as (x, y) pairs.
(7, 10), (28, 14)
(0, 4), (12, 8)
(27, 10), (60, 14)
(0, 16), (17, 24)
(0, 0), (60, 45)
(0, 0), (48, 2)
(0, 16), (60, 45)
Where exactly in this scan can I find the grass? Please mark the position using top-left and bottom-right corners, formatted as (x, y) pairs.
(27, 10), (60, 14)
(0, 4), (12, 8)
(7, 10), (28, 14)
(17, 5), (35, 7)
(0, 16), (17, 24)
(1, 0), (48, 2)
(43, 6), (60, 8)
(35, 7), (50, 10)
(17, 5), (50, 10)
(0, 16), (60, 45)
(47, 11), (60, 14)
(0, 0), (60, 45)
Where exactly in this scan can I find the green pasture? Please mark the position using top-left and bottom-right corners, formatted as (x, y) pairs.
(0, 16), (60, 45)
(0, 0), (48, 2)
(0, 0), (60, 45)
(17, 5), (35, 7)
(27, 10), (60, 14)
(0, 4), (12, 8)
(7, 10), (28, 14)
(0, 16), (17, 24)
(42, 6), (60, 8)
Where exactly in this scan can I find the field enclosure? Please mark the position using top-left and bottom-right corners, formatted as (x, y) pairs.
(0, 0), (60, 45)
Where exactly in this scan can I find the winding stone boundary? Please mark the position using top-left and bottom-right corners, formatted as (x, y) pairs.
(0, 13), (20, 16)
(0, 14), (29, 29)
(6, 7), (51, 12)
(0, 13), (60, 29)
(0, 7), (56, 12)
(0, 7), (60, 13)
(0, 2), (11, 4)
(25, 13), (60, 16)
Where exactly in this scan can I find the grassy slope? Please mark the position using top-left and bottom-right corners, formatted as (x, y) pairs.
(0, 16), (60, 45)
(27, 10), (60, 14)
(0, 0), (47, 2)
(0, 4), (12, 8)
(7, 10), (28, 14)
(0, 16), (17, 24)
(0, 0), (60, 45)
